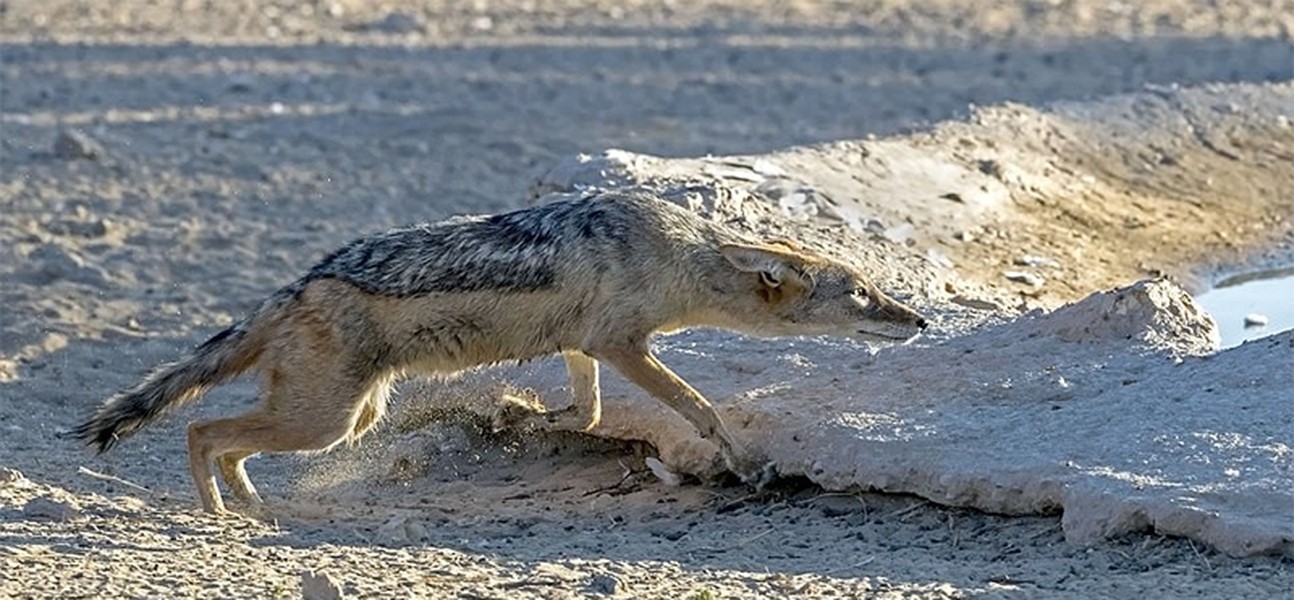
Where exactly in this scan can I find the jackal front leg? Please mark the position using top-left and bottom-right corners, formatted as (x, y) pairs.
(595, 346), (776, 488)
(537, 352), (603, 432)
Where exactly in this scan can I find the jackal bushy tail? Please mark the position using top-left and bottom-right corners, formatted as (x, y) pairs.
(72, 291), (290, 452)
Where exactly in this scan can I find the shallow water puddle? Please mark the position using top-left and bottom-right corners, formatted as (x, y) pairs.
(1194, 266), (1294, 348)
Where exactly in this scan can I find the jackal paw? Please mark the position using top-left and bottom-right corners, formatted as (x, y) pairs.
(726, 453), (778, 490)
(531, 406), (600, 432)
(492, 394), (599, 433)
(491, 393), (548, 433)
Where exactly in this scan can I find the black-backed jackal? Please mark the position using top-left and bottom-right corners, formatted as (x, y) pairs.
(74, 190), (927, 514)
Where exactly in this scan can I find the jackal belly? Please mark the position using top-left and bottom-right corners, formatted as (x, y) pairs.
(377, 289), (592, 375)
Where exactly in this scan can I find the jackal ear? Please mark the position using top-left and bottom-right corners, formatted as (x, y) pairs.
(719, 244), (809, 289)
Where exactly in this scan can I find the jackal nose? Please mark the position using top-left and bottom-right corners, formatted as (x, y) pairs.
(916, 317), (928, 330)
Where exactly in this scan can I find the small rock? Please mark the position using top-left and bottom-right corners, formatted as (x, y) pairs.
(375, 516), (430, 544)
(366, 12), (422, 34)
(953, 230), (975, 242)
(53, 129), (104, 160)
(301, 570), (345, 600)
(42, 218), (109, 238)
(815, 495), (863, 518)
(647, 524), (688, 541)
(585, 572), (624, 596)
(230, 162), (269, 181)
(226, 73), (255, 93)
(925, 248), (954, 269)
(376, 516), (410, 544)
(645, 457), (681, 486)
(533, 563), (582, 582)
(882, 223), (916, 246)
(0, 467), (25, 485)
(25, 244), (110, 286)
(755, 181), (822, 222)
(861, 218), (886, 235)
(1013, 255), (1060, 268)
(750, 158), (786, 177)
(1004, 271), (1045, 287)
(777, 191), (818, 220)
(29, 243), (84, 272)
(432, 426), (471, 454)
(1244, 313), (1269, 328)
(388, 456), (418, 481)
(403, 520), (429, 543)
(23, 497), (81, 521)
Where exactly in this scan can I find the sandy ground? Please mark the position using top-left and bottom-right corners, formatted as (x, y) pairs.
(2, 1), (1294, 598)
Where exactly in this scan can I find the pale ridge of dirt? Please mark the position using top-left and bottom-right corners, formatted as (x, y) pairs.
(532, 81), (1294, 304)
(486, 279), (1292, 557)
(511, 80), (1294, 557)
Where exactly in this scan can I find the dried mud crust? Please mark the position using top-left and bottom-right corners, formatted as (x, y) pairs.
(4, 422), (1292, 599)
(3, 1), (1294, 598)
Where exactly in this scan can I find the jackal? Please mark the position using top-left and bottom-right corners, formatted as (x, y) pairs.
(73, 190), (927, 514)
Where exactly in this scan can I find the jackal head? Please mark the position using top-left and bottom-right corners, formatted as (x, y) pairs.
(717, 242), (928, 343)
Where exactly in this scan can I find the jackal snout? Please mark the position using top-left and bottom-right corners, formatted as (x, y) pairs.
(719, 243), (928, 343)
(858, 289), (928, 341)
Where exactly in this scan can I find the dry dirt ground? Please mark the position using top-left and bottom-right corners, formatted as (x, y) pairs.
(2, 1), (1293, 598)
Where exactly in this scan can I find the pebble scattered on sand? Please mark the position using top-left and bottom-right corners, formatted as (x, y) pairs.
(1014, 255), (1061, 268)
(1004, 270), (1046, 287)
(926, 248), (954, 269)
(53, 129), (104, 160)
(225, 73), (255, 93)
(42, 218), (110, 239)
(1244, 313), (1269, 328)
(882, 223), (916, 245)
(301, 570), (346, 600)
(645, 457), (681, 486)
(362, 12), (422, 34)
(532, 563), (582, 584)
(376, 515), (430, 544)
(24, 244), (110, 286)
(22, 497), (82, 521)
(586, 572), (624, 596)
(0, 467), (25, 485)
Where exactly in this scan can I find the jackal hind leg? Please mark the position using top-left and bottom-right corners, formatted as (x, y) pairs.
(216, 450), (262, 506)
(186, 355), (378, 515)
(347, 376), (392, 444)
